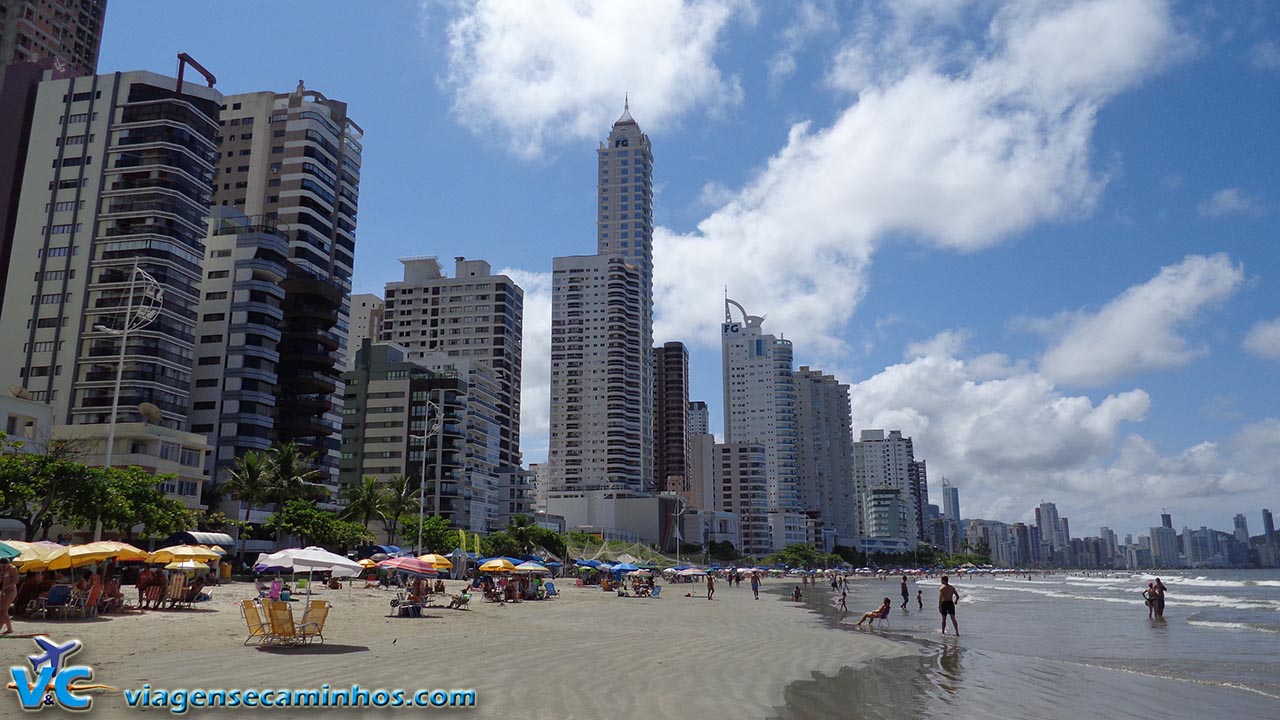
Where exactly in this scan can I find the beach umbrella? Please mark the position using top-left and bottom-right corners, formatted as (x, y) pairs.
(149, 545), (221, 564)
(513, 561), (548, 574)
(257, 547), (364, 601)
(678, 568), (706, 577)
(3, 541), (57, 570)
(0, 542), (19, 561)
(625, 569), (652, 577)
(79, 541), (149, 562)
(358, 558), (377, 568)
(165, 560), (210, 572)
(479, 558), (516, 573)
(611, 563), (639, 573)
(377, 557), (439, 577)
(199, 545), (227, 555)
(44, 544), (116, 570)
(418, 553), (454, 569)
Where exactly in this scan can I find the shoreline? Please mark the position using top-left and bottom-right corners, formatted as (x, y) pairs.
(3, 577), (909, 719)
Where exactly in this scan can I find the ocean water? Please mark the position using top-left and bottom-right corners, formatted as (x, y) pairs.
(772, 570), (1280, 720)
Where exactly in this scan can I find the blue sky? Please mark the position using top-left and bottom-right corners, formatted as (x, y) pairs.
(99, 1), (1279, 538)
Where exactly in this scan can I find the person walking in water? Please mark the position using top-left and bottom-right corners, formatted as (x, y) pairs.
(917, 589), (923, 610)
(900, 575), (910, 609)
(706, 573), (715, 601)
(1142, 582), (1157, 619)
(938, 575), (961, 636)
(838, 588), (848, 613)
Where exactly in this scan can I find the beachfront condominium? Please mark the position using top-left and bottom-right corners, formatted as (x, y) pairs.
(347, 292), (383, 370)
(340, 341), (506, 534)
(547, 103), (654, 496)
(722, 299), (799, 509)
(910, 459), (929, 545)
(688, 400), (708, 435)
(653, 341), (689, 494)
(1036, 501), (1070, 564)
(793, 366), (857, 547)
(942, 479), (961, 553)
(0, 0), (106, 91)
(0, 0), (107, 314)
(853, 430), (920, 549)
(208, 81), (363, 492)
(0, 67), (224, 512)
(379, 256), (523, 472)
(714, 442), (772, 557)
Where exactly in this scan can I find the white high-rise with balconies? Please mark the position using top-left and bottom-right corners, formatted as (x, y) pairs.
(547, 102), (653, 496)
(854, 429), (920, 547)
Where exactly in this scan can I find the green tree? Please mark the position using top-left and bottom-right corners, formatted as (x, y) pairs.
(397, 514), (454, 554)
(707, 540), (740, 561)
(506, 514), (536, 553)
(267, 442), (327, 504)
(224, 450), (274, 523)
(766, 543), (825, 569)
(481, 531), (522, 559)
(265, 499), (371, 549)
(378, 476), (415, 547)
(339, 476), (386, 530)
(0, 446), (99, 541)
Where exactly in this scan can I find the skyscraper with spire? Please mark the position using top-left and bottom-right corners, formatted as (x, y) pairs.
(547, 101), (654, 495)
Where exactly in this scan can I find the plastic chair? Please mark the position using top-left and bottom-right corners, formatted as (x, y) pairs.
(38, 585), (73, 619)
(70, 586), (103, 618)
(264, 600), (303, 646)
(297, 601), (329, 644)
(268, 579), (282, 600)
(873, 608), (890, 627)
(544, 581), (558, 596)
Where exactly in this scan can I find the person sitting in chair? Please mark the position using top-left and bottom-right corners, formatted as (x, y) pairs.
(448, 589), (470, 609)
(855, 598), (892, 628)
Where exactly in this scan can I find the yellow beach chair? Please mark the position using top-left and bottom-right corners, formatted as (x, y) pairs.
(165, 575), (188, 609)
(241, 600), (271, 645)
(264, 600), (303, 646)
(297, 600), (330, 645)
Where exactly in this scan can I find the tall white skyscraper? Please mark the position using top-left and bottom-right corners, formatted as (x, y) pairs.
(793, 366), (857, 543)
(853, 429), (919, 546)
(547, 103), (653, 494)
(722, 298), (798, 512)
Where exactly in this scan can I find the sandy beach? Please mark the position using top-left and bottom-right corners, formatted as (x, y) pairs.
(2, 579), (906, 719)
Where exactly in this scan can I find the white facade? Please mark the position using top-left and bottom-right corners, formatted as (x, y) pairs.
(722, 298), (799, 519)
(853, 429), (919, 546)
(714, 442), (772, 557)
(688, 400), (709, 435)
(347, 293), (383, 370)
(381, 256), (523, 470)
(794, 366), (858, 543)
(547, 105), (655, 496)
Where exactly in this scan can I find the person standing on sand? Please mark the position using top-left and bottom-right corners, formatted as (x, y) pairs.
(750, 571), (761, 600)
(900, 575), (910, 609)
(706, 574), (715, 600)
(0, 557), (18, 634)
(938, 575), (960, 636)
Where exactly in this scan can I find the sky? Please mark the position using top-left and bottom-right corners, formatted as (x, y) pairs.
(97, 0), (1280, 540)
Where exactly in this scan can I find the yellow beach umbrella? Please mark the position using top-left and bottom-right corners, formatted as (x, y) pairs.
(79, 541), (149, 562)
(418, 553), (454, 569)
(148, 545), (221, 564)
(358, 558), (377, 568)
(479, 558), (516, 573)
(44, 544), (115, 571)
(198, 544), (227, 556)
(165, 560), (210, 572)
(3, 540), (58, 571)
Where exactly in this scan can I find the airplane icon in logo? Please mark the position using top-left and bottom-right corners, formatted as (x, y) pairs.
(27, 636), (82, 675)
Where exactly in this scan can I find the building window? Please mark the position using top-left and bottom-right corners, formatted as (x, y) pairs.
(198, 357), (221, 366)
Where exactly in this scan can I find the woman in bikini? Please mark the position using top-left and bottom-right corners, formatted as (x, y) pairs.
(0, 557), (19, 634)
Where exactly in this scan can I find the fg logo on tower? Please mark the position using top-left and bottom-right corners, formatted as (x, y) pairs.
(8, 636), (95, 711)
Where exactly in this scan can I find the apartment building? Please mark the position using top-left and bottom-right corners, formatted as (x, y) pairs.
(653, 341), (689, 493)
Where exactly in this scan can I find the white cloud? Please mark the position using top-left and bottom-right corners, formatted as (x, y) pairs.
(1198, 187), (1266, 218)
(850, 334), (1279, 533)
(1037, 254), (1244, 387)
(499, 268), (552, 461)
(1243, 317), (1280, 361)
(655, 0), (1186, 365)
(427, 0), (746, 159)
(1250, 40), (1280, 71)
(767, 0), (836, 92)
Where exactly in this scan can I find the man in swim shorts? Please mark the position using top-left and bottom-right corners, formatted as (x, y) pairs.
(938, 575), (960, 636)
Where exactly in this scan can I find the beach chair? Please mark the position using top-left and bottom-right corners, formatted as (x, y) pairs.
(241, 600), (271, 645)
(264, 600), (303, 646)
(649, 585), (661, 599)
(165, 575), (188, 609)
(68, 586), (103, 618)
(268, 579), (282, 601)
(448, 592), (471, 610)
(544, 581), (558, 597)
(36, 585), (73, 619)
(873, 607), (890, 628)
(297, 601), (329, 644)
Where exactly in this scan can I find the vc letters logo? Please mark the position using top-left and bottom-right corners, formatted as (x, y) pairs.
(8, 636), (94, 711)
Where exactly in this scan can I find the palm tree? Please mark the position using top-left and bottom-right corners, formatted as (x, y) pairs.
(224, 451), (274, 523)
(507, 514), (537, 554)
(379, 476), (415, 547)
(266, 441), (326, 505)
(339, 476), (386, 530)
